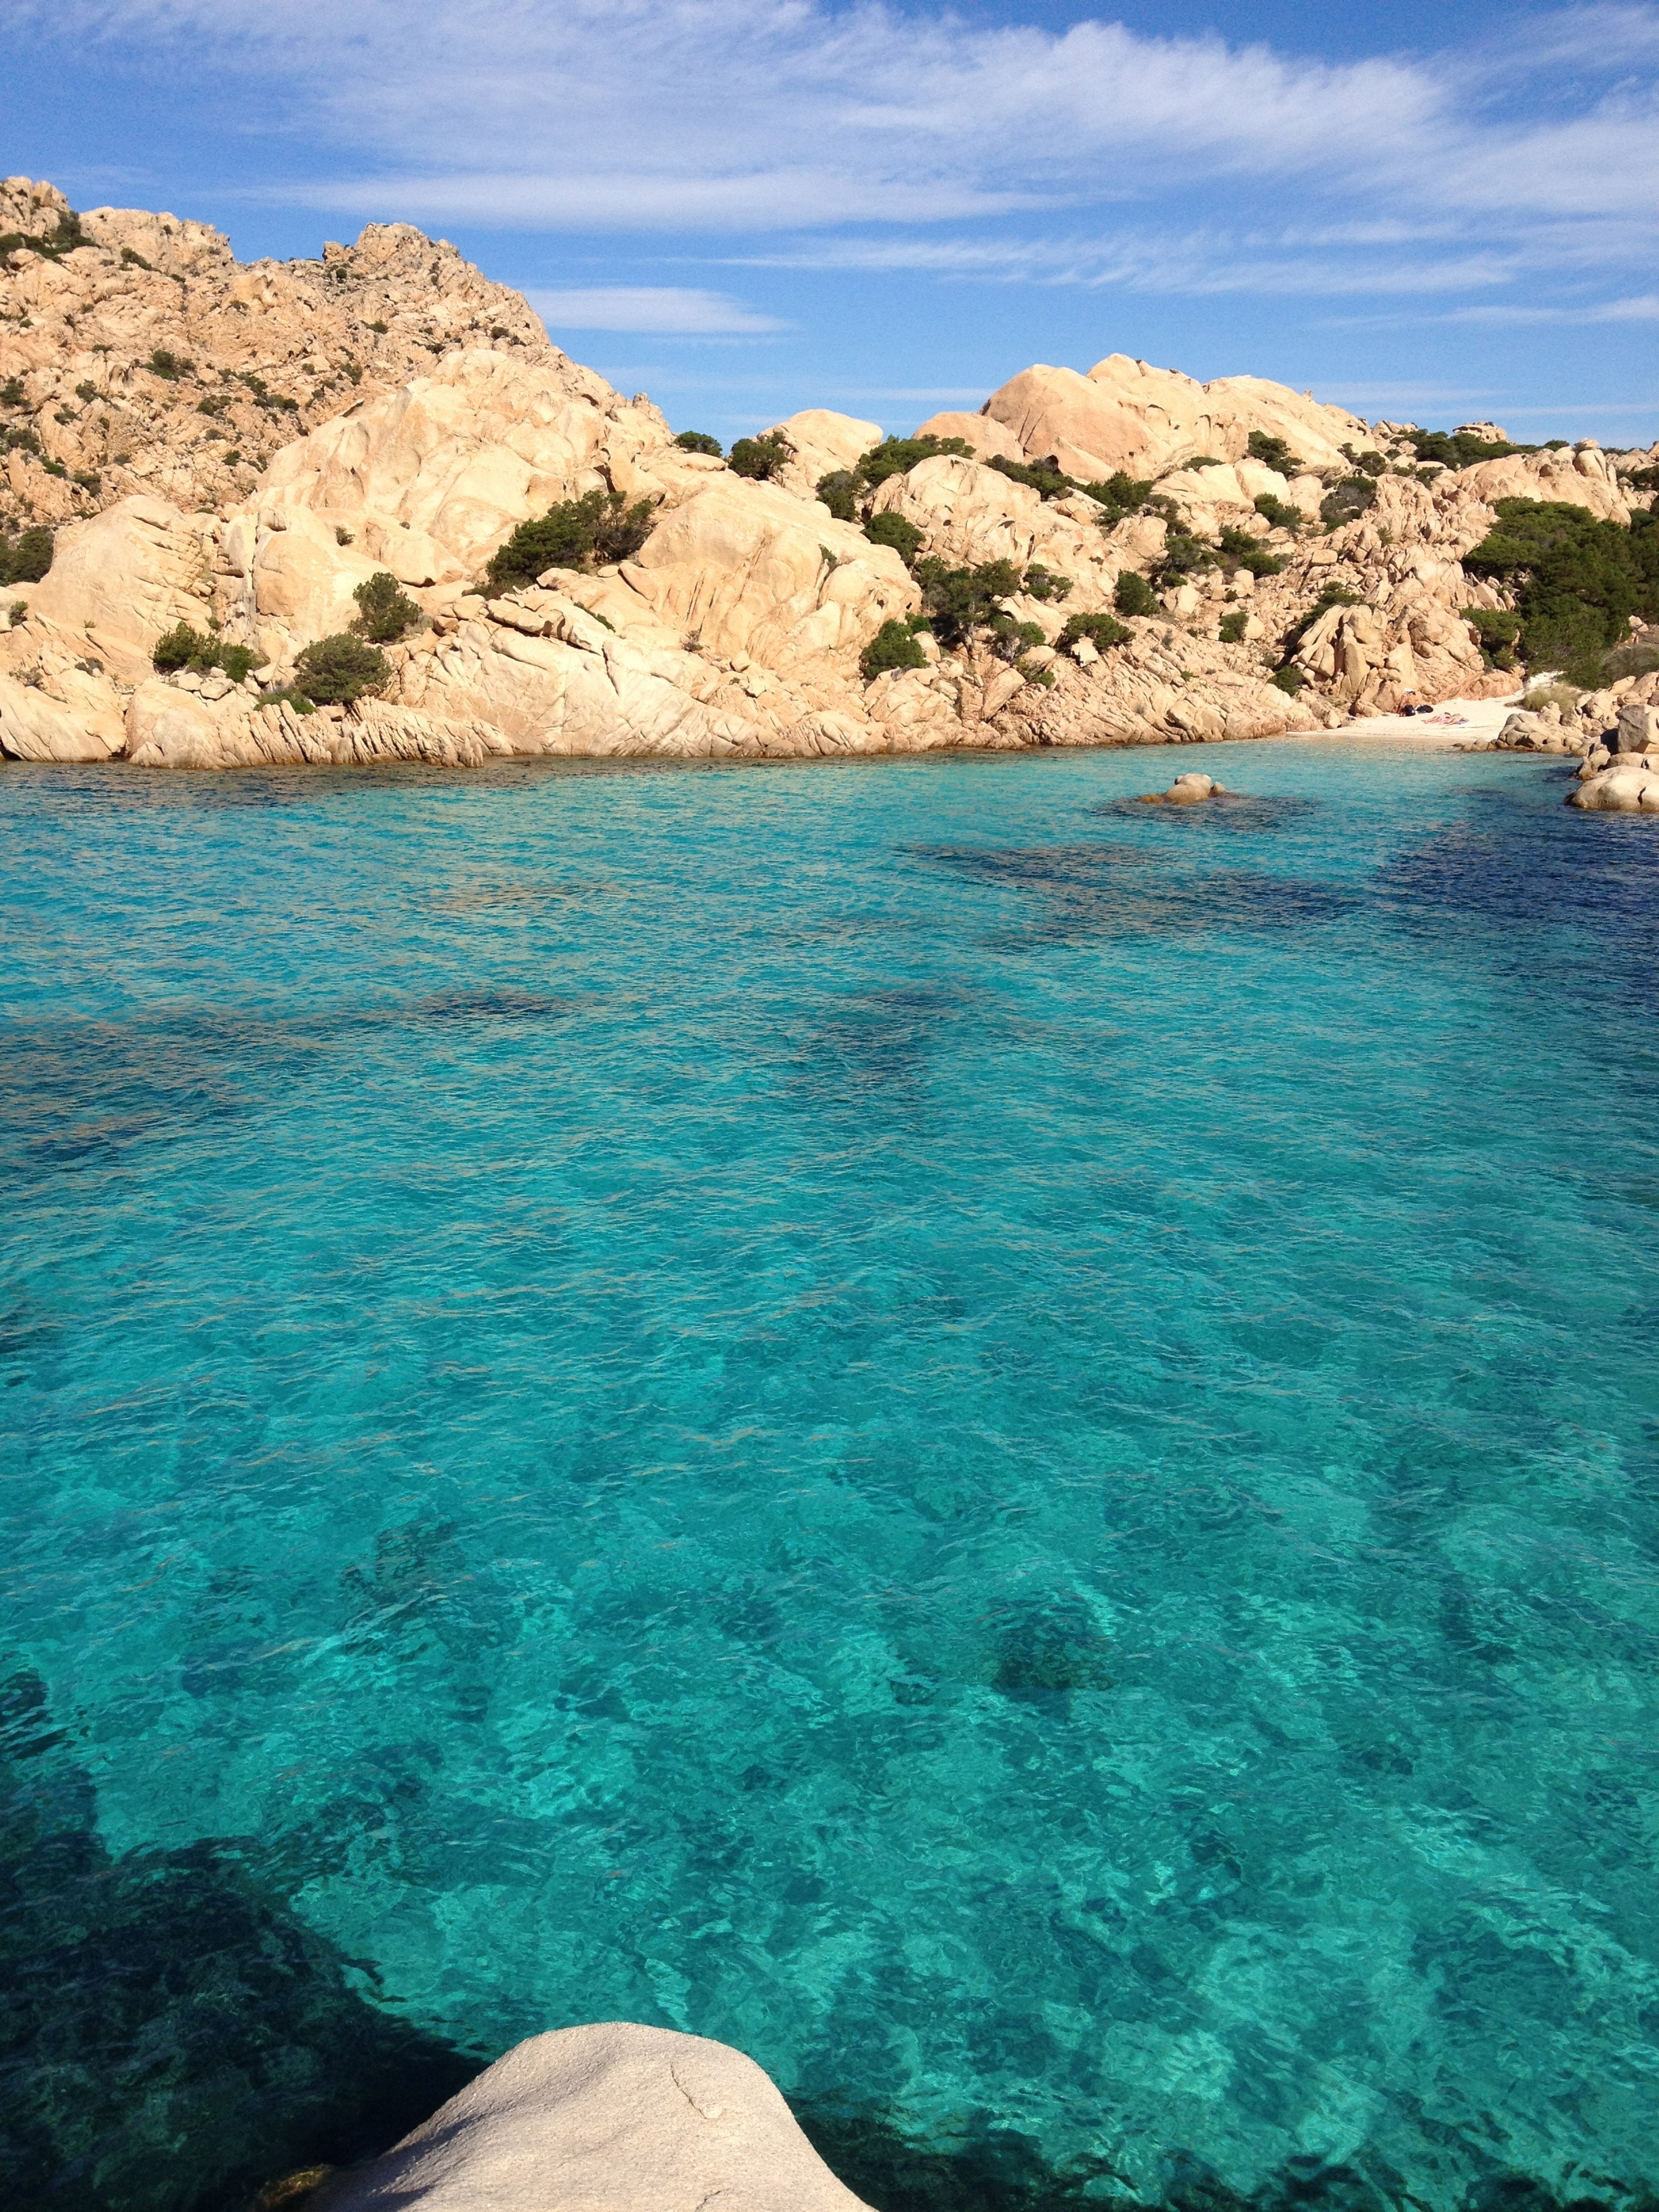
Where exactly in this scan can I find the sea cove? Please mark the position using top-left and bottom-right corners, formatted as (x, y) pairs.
(4, 739), (1657, 2208)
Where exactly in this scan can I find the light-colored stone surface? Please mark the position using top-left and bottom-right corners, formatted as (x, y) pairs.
(306, 2024), (872, 2212)
(1568, 751), (1659, 811)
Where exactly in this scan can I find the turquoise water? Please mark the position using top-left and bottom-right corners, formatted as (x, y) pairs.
(3, 741), (1658, 2212)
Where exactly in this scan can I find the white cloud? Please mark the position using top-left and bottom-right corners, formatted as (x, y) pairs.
(525, 285), (783, 333)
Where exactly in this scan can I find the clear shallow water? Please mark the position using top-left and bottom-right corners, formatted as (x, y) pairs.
(2, 741), (1658, 2212)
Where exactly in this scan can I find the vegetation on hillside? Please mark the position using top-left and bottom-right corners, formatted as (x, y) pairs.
(0, 526), (53, 586)
(150, 622), (258, 683)
(1462, 498), (1659, 682)
(673, 431), (723, 457)
(291, 634), (390, 705)
(729, 432), (793, 481)
(483, 491), (656, 591)
(351, 571), (423, 644)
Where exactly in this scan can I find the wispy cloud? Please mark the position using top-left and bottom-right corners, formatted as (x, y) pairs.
(525, 285), (784, 333)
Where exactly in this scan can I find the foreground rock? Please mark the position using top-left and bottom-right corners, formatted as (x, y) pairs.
(301, 2024), (872, 2212)
(1568, 750), (1659, 811)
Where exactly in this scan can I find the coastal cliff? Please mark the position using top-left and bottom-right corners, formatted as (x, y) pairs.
(1, 178), (1654, 772)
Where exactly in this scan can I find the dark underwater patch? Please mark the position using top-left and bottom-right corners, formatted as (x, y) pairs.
(914, 840), (1353, 947)
(785, 983), (975, 1107)
(1090, 793), (1323, 834)
(0, 1668), (479, 2212)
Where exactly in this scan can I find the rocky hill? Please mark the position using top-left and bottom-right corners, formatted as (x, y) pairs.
(1, 178), (1654, 772)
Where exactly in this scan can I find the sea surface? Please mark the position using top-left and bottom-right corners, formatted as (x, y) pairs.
(2, 739), (1657, 2212)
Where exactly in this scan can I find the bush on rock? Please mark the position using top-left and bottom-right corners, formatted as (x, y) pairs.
(351, 570), (423, 643)
(484, 491), (657, 591)
(1463, 498), (1659, 684)
(1059, 611), (1130, 653)
(151, 621), (258, 683)
(1319, 477), (1377, 529)
(674, 430), (723, 456)
(914, 556), (1022, 651)
(292, 633), (389, 705)
(0, 525), (53, 585)
(1246, 431), (1303, 474)
(859, 618), (930, 682)
(863, 511), (925, 567)
(728, 433), (793, 481)
(1113, 571), (1158, 618)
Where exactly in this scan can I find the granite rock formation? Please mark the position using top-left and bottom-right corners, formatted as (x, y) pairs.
(3, 176), (1654, 773)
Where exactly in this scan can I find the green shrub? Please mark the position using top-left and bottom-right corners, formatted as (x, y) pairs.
(1113, 570), (1158, 618)
(1022, 563), (1071, 602)
(256, 685), (316, 715)
(150, 621), (258, 682)
(0, 527), (54, 585)
(0, 378), (24, 407)
(351, 569), (423, 643)
(1158, 530), (1216, 585)
(1059, 610), (1130, 653)
(1404, 428), (1536, 468)
(71, 470), (100, 493)
(1462, 607), (1523, 670)
(1319, 476), (1377, 528)
(816, 470), (861, 522)
(914, 556), (1023, 650)
(1187, 455), (1224, 470)
(75, 380), (97, 403)
(989, 453), (1074, 500)
(1252, 493), (1302, 533)
(1523, 680), (1581, 714)
(367, 321), (389, 335)
(856, 434), (974, 488)
(335, 526), (354, 546)
(148, 348), (184, 381)
(483, 490), (656, 590)
(1271, 665), (1305, 696)
(1217, 527), (1283, 577)
(1246, 432), (1303, 474)
(987, 616), (1046, 663)
(860, 617), (929, 682)
(292, 633), (389, 705)
(728, 432), (793, 481)
(674, 430), (723, 457)
(1464, 498), (1659, 680)
(0, 212), (86, 264)
(41, 459), (66, 479)
(863, 511), (925, 567)
(1082, 472), (1154, 527)
(1218, 609), (1249, 644)
(1624, 465), (1659, 493)
(119, 245), (152, 270)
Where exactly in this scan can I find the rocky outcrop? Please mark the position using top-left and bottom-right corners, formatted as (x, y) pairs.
(3, 175), (1652, 774)
(0, 175), (552, 529)
(1568, 750), (1659, 811)
(300, 2024), (872, 2212)
(920, 354), (1371, 480)
(1138, 769), (1229, 803)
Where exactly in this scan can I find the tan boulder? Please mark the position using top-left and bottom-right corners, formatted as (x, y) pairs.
(623, 477), (917, 666)
(911, 410), (1025, 465)
(1568, 760), (1659, 811)
(0, 669), (124, 761)
(306, 2024), (873, 2212)
(1455, 446), (1630, 524)
(20, 495), (216, 670)
(975, 354), (1370, 481)
(763, 409), (883, 489)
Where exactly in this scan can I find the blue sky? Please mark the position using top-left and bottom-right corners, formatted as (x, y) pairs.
(5, 1), (1657, 446)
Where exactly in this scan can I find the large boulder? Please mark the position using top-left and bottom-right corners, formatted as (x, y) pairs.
(306, 2024), (873, 2212)
(1568, 757), (1659, 811)
(961, 354), (1370, 481)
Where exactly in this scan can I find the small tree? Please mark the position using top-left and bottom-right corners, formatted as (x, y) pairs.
(1218, 609), (1249, 644)
(989, 454), (1075, 501)
(914, 556), (1023, 650)
(351, 570), (423, 643)
(855, 435), (974, 487)
(1217, 527), (1284, 578)
(860, 618), (929, 682)
(0, 526), (53, 585)
(1022, 564), (1071, 602)
(1113, 571), (1157, 618)
(483, 491), (655, 591)
(863, 512), (924, 567)
(1319, 478), (1377, 528)
(1246, 431), (1303, 474)
(1252, 493), (1302, 533)
(1059, 611), (1129, 653)
(292, 633), (388, 705)
(816, 470), (861, 522)
(150, 620), (258, 682)
(674, 430), (723, 456)
(728, 432), (792, 480)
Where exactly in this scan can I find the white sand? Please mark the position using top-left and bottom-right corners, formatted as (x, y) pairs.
(1324, 687), (1525, 745)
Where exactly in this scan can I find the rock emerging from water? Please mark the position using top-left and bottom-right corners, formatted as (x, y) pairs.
(1139, 770), (1229, 804)
(1568, 748), (1659, 811)
(303, 2023), (874, 2212)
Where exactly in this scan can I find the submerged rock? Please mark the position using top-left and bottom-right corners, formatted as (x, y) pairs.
(306, 2024), (873, 2212)
(1138, 770), (1229, 804)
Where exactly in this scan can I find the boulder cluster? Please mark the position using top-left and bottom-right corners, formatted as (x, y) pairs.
(1, 176), (1654, 773)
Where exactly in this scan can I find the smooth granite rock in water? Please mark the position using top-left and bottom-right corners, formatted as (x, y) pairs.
(308, 2024), (874, 2212)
